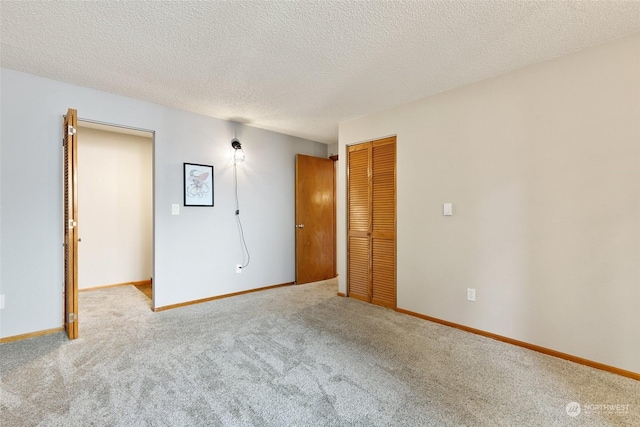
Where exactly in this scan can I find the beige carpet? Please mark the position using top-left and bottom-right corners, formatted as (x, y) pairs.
(1, 279), (638, 426)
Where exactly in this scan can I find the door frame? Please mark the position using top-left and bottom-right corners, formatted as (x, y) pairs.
(63, 110), (156, 339)
(346, 136), (397, 308)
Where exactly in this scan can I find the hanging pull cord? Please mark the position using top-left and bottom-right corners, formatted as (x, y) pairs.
(234, 159), (250, 269)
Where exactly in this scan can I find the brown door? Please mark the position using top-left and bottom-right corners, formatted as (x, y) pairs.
(347, 144), (371, 302)
(347, 137), (396, 308)
(370, 138), (396, 307)
(295, 154), (335, 284)
(63, 108), (79, 339)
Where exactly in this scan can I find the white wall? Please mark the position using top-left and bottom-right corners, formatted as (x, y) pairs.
(327, 143), (338, 157)
(77, 127), (153, 289)
(338, 33), (640, 374)
(0, 68), (326, 338)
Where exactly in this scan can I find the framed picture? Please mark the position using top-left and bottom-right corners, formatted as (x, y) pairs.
(184, 163), (214, 207)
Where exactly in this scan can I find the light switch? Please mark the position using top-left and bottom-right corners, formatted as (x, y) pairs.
(443, 203), (453, 216)
(172, 204), (180, 215)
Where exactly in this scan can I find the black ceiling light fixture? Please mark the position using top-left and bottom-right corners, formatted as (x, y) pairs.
(231, 138), (245, 162)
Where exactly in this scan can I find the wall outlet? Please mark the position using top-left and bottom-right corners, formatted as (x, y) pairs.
(236, 264), (242, 274)
(0, 294), (5, 309)
(171, 204), (180, 215)
(467, 288), (476, 302)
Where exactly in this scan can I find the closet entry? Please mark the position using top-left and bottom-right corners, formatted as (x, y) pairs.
(347, 136), (396, 308)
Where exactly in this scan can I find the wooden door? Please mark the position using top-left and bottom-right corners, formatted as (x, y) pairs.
(347, 144), (371, 302)
(347, 137), (396, 308)
(295, 154), (335, 284)
(370, 138), (396, 308)
(63, 108), (79, 339)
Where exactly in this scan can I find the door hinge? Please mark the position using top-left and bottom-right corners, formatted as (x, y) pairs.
(67, 125), (76, 136)
(68, 312), (77, 323)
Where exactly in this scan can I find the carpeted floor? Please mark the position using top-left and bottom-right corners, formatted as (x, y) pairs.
(1, 279), (638, 426)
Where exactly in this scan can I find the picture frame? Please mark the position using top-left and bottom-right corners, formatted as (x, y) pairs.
(184, 163), (214, 207)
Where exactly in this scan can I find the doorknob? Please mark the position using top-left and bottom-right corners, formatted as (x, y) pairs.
(296, 224), (305, 228)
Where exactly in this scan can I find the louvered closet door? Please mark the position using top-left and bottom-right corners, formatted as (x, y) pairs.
(347, 144), (371, 302)
(63, 108), (79, 339)
(371, 138), (396, 308)
(347, 137), (396, 308)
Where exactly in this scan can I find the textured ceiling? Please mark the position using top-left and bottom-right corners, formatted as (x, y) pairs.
(1, 1), (639, 144)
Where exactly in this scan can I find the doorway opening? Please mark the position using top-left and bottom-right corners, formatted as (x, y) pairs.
(64, 110), (155, 340)
(77, 120), (154, 306)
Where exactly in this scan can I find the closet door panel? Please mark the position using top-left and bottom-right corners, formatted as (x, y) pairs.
(371, 138), (396, 308)
(371, 140), (395, 238)
(371, 238), (395, 308)
(347, 144), (372, 300)
(347, 146), (370, 234)
(348, 236), (370, 301)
